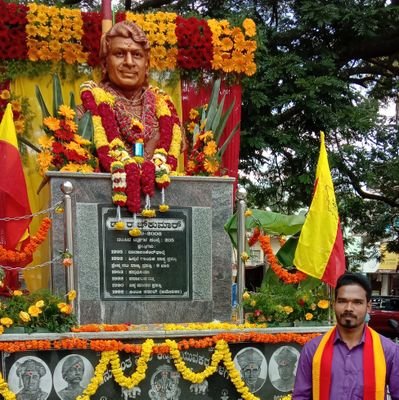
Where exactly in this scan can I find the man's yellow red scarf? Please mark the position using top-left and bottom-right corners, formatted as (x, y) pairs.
(312, 326), (386, 400)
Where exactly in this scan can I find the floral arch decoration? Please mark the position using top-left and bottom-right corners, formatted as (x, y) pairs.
(0, 1), (257, 79)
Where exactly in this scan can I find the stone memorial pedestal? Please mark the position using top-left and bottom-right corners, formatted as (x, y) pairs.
(48, 172), (234, 325)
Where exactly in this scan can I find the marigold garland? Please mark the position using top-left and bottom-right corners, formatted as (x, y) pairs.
(0, 332), (321, 400)
(0, 217), (52, 266)
(258, 234), (307, 284)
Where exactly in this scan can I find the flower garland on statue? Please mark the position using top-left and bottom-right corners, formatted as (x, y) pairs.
(80, 81), (182, 235)
(258, 234), (307, 284)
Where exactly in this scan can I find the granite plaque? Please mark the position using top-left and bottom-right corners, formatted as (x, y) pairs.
(99, 205), (192, 300)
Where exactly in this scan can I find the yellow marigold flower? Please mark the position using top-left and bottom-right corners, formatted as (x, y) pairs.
(11, 100), (22, 112)
(159, 204), (169, 212)
(58, 303), (72, 314)
(240, 251), (250, 262)
(67, 290), (77, 301)
(65, 119), (78, 133)
(13, 290), (23, 296)
(35, 300), (45, 308)
(73, 134), (91, 146)
(19, 311), (31, 323)
(199, 130), (214, 142)
(28, 305), (42, 317)
(203, 158), (220, 174)
(43, 116), (61, 131)
(243, 18), (256, 37)
(14, 119), (25, 135)
(317, 299), (330, 309)
(0, 90), (11, 100)
(189, 108), (199, 120)
(37, 151), (53, 176)
(60, 163), (80, 173)
(156, 174), (170, 184)
(242, 291), (250, 301)
(0, 317), (13, 328)
(58, 104), (75, 119)
(0, 325), (4, 334)
(243, 59), (257, 76)
(305, 312), (314, 321)
(244, 209), (253, 217)
(221, 37), (234, 51)
(250, 300), (257, 307)
(112, 193), (127, 203)
(141, 209), (156, 218)
(129, 228), (142, 237)
(114, 221), (125, 230)
(204, 140), (218, 156)
(283, 306), (294, 314)
(187, 121), (197, 133)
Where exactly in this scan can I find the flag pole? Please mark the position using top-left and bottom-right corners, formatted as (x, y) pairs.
(236, 186), (247, 324)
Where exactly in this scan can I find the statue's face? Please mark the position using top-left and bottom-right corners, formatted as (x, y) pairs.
(106, 36), (149, 94)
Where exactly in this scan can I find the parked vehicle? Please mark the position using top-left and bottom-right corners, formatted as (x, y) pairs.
(369, 296), (399, 339)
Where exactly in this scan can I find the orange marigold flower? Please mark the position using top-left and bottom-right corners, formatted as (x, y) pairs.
(43, 116), (61, 131)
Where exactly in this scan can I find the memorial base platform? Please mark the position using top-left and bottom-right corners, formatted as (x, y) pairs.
(0, 324), (330, 400)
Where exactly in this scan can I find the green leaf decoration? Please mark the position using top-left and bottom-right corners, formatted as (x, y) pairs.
(214, 98), (235, 143)
(205, 78), (221, 131)
(224, 208), (305, 249)
(52, 73), (64, 117)
(78, 111), (94, 140)
(211, 95), (225, 135)
(35, 85), (50, 119)
(218, 121), (240, 156)
(69, 92), (76, 110)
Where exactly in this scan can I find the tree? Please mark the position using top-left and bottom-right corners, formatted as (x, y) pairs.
(235, 0), (399, 262)
(34, 0), (399, 261)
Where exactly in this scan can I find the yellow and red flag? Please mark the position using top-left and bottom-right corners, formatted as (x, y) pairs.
(293, 132), (345, 287)
(0, 103), (32, 289)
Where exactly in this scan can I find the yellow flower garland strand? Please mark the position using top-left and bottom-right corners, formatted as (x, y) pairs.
(76, 351), (111, 400)
(0, 372), (16, 400)
(0, 339), (282, 400)
(166, 338), (225, 383)
(110, 339), (154, 389)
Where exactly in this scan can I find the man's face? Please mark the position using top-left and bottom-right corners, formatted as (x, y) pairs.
(242, 362), (260, 385)
(334, 284), (371, 329)
(64, 361), (84, 383)
(106, 36), (149, 93)
(22, 371), (41, 393)
(278, 362), (295, 380)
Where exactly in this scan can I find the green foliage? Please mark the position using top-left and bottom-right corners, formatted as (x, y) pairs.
(242, 270), (331, 324)
(0, 290), (77, 333)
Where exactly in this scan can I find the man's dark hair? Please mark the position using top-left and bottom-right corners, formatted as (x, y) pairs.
(335, 272), (372, 301)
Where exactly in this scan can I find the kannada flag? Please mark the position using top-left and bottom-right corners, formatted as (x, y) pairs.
(293, 132), (345, 287)
(0, 103), (32, 252)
